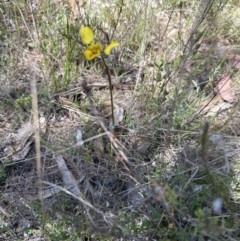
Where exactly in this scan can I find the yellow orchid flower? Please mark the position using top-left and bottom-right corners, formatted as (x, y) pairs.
(104, 41), (119, 55)
(80, 26), (94, 45)
(84, 42), (103, 60)
(80, 26), (119, 60)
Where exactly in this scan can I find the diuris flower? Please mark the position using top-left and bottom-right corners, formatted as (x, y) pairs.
(84, 42), (103, 60)
(80, 26), (119, 60)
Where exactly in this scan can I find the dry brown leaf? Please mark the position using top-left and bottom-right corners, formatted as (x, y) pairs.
(227, 54), (240, 69)
(17, 122), (34, 140)
(75, 129), (84, 146)
(216, 53), (240, 103)
(109, 105), (124, 129)
(93, 138), (104, 160)
(11, 140), (32, 161)
(2, 123), (34, 162)
(114, 105), (124, 125)
(55, 154), (81, 197)
(137, 141), (151, 153)
(34, 153), (85, 200)
(205, 101), (232, 117)
(217, 73), (237, 103)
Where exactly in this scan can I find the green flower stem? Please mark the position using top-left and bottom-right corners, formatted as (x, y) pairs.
(101, 55), (115, 127)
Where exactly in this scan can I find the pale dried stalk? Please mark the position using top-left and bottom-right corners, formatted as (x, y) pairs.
(31, 79), (45, 221)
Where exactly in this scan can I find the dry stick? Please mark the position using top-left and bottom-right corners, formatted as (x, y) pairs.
(42, 181), (104, 215)
(42, 181), (116, 227)
(31, 79), (45, 224)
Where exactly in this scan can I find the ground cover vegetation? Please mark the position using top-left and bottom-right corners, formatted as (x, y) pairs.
(0, 0), (240, 240)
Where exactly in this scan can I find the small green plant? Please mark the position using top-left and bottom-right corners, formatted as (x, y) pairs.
(14, 94), (31, 110)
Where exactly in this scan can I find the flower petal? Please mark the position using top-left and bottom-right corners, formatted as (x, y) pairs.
(91, 42), (103, 52)
(84, 42), (103, 60)
(84, 50), (96, 60)
(104, 41), (119, 55)
(80, 26), (94, 45)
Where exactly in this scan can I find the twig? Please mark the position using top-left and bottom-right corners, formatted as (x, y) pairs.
(42, 181), (115, 226)
(31, 79), (45, 224)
